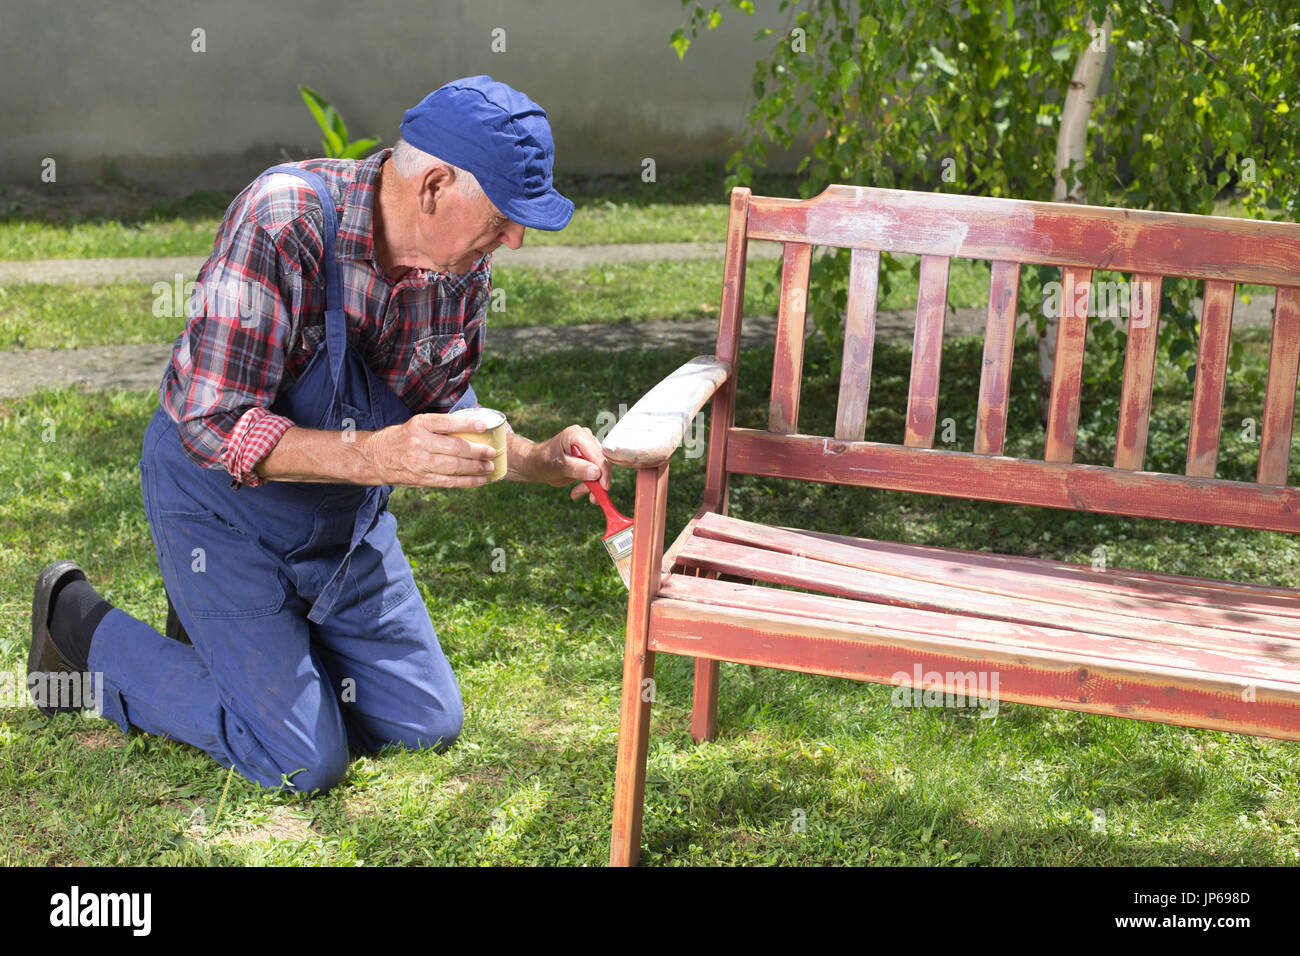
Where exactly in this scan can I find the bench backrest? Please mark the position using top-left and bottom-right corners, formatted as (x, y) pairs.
(710, 186), (1300, 533)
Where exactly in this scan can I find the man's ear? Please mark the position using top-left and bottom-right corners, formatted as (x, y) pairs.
(418, 163), (456, 216)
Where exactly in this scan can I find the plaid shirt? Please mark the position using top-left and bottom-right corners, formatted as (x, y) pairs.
(160, 148), (490, 487)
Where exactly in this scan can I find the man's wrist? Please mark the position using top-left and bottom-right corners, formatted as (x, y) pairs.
(504, 430), (537, 482)
(254, 425), (386, 484)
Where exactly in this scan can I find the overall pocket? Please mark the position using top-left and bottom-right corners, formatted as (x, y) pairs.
(159, 509), (287, 619)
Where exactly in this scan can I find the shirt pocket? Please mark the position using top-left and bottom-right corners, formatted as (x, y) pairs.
(407, 332), (470, 405)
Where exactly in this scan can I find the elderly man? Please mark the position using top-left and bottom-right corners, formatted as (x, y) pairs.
(27, 75), (610, 793)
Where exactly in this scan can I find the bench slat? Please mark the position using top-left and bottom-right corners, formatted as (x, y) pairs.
(904, 254), (950, 448)
(704, 187), (751, 510)
(660, 574), (1300, 685)
(1044, 267), (1091, 462)
(715, 188), (751, 365)
(1114, 275), (1164, 470)
(1258, 286), (1300, 486)
(649, 598), (1300, 741)
(778, 517), (1300, 611)
(768, 242), (812, 434)
(726, 427), (1300, 532)
(974, 261), (1020, 455)
(1186, 279), (1236, 478)
(675, 537), (1300, 663)
(691, 511), (1300, 636)
(834, 248), (880, 441)
(745, 186), (1300, 288)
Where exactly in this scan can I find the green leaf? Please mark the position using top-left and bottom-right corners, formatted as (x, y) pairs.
(339, 137), (381, 159)
(670, 28), (690, 60)
(300, 87), (345, 145)
(299, 84), (348, 157)
(318, 131), (343, 157)
(838, 59), (861, 93)
(929, 45), (959, 76)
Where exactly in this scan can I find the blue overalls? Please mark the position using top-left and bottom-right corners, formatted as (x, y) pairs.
(87, 166), (471, 792)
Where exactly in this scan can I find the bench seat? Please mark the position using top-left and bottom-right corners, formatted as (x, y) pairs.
(655, 512), (1300, 740)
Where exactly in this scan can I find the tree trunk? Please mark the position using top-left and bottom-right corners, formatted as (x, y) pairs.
(1038, 14), (1112, 417)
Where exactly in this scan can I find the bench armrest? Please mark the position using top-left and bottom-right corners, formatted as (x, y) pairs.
(601, 355), (732, 467)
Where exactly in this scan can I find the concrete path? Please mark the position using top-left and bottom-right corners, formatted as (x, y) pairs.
(0, 241), (785, 286)
(0, 295), (1280, 400)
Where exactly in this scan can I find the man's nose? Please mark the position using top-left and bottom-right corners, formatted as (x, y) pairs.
(501, 221), (526, 250)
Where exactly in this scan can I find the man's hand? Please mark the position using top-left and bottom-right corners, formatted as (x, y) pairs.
(506, 424), (611, 502)
(254, 413), (499, 486)
(361, 412), (498, 488)
(256, 415), (610, 499)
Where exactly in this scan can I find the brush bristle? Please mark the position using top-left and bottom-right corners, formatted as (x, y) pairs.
(612, 552), (633, 589)
(603, 527), (635, 589)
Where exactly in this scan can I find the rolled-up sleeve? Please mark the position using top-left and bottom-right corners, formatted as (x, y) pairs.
(163, 219), (302, 487)
(220, 407), (296, 487)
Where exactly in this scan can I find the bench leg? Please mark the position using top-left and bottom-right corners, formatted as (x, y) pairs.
(610, 461), (670, 867)
(691, 659), (719, 742)
(690, 573), (749, 742)
(610, 642), (656, 867)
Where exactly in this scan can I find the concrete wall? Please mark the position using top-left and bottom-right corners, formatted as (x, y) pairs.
(1, 0), (794, 192)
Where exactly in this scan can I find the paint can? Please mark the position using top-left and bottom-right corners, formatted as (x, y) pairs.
(450, 408), (509, 482)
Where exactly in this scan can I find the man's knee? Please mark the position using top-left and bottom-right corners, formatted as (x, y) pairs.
(278, 743), (351, 794)
(229, 713), (351, 795)
(389, 700), (464, 754)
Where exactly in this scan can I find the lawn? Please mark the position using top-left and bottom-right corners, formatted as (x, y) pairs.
(0, 162), (797, 260)
(0, 203), (734, 261)
(0, 257), (1002, 351)
(2, 331), (1298, 865)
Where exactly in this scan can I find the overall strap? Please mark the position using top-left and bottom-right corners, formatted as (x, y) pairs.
(264, 165), (347, 390)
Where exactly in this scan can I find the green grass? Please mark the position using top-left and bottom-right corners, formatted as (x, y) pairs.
(2, 333), (1298, 865)
(0, 167), (1277, 263)
(0, 261), (767, 350)
(0, 284), (175, 350)
(0, 204), (735, 261)
(0, 257), (1000, 351)
(491, 260), (768, 326)
(0, 161), (780, 261)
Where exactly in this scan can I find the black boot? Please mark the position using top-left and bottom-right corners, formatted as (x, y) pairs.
(28, 561), (110, 716)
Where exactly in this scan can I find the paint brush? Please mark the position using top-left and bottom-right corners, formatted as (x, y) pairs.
(571, 443), (634, 588)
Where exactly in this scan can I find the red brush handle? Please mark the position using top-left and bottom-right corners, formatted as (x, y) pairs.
(571, 443), (632, 537)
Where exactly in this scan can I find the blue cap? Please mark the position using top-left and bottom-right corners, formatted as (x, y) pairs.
(399, 75), (574, 231)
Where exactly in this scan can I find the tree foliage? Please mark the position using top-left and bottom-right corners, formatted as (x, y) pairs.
(672, 1), (1299, 383)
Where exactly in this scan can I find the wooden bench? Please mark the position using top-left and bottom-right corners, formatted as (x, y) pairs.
(599, 184), (1300, 866)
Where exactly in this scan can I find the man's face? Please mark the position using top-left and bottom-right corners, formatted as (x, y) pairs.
(414, 172), (527, 274)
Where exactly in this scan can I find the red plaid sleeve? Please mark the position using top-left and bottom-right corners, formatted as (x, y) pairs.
(161, 214), (308, 488)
